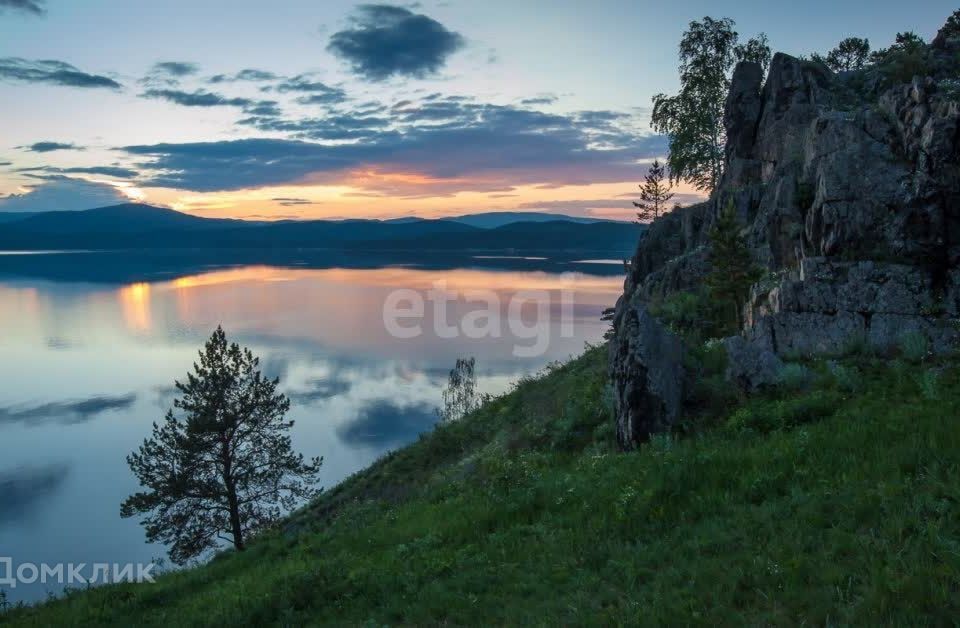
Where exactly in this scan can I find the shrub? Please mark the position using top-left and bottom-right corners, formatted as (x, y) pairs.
(842, 330), (874, 358)
(829, 362), (863, 393)
(726, 390), (842, 435)
(777, 363), (813, 391)
(649, 289), (727, 344)
(918, 369), (940, 400)
(872, 32), (931, 87)
(899, 331), (930, 363)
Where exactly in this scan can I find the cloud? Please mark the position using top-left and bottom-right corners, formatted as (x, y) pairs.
(327, 4), (465, 81)
(274, 74), (340, 94)
(19, 165), (138, 178)
(336, 399), (437, 448)
(271, 75), (348, 106)
(152, 61), (199, 77)
(123, 98), (667, 195)
(0, 0), (45, 15)
(140, 88), (280, 116)
(244, 101), (282, 116)
(139, 61), (200, 87)
(208, 68), (279, 84)
(0, 393), (137, 426)
(0, 177), (128, 212)
(295, 93), (348, 106)
(141, 88), (251, 107)
(20, 141), (83, 153)
(271, 197), (318, 207)
(0, 57), (121, 89)
(520, 95), (558, 106)
(513, 198), (626, 211)
(0, 464), (69, 526)
(236, 112), (390, 141)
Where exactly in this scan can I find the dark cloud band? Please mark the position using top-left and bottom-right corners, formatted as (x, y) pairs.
(0, 0), (45, 15)
(121, 99), (666, 195)
(20, 141), (83, 153)
(0, 57), (120, 89)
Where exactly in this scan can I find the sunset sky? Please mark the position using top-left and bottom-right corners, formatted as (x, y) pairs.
(0, 0), (955, 221)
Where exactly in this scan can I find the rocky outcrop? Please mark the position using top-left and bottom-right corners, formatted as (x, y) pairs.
(609, 22), (960, 445)
(609, 295), (685, 449)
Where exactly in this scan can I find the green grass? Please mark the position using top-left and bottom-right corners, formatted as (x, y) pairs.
(4, 346), (960, 626)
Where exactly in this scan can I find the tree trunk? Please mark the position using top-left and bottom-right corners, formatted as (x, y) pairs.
(227, 487), (244, 551)
(221, 436), (244, 551)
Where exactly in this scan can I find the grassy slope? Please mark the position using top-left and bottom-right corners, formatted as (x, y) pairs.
(4, 346), (960, 626)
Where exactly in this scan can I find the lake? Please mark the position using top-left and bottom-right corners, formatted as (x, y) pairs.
(0, 251), (623, 603)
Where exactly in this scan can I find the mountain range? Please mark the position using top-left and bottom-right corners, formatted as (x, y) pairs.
(0, 204), (641, 255)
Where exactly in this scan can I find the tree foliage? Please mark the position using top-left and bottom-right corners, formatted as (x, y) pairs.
(825, 37), (871, 72)
(944, 10), (960, 38)
(121, 327), (322, 564)
(734, 33), (772, 76)
(652, 17), (769, 193)
(705, 200), (762, 331)
(870, 31), (929, 86)
(871, 31), (926, 62)
(438, 357), (480, 422)
(633, 159), (674, 222)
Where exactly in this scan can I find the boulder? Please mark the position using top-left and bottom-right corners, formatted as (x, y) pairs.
(608, 296), (685, 450)
(723, 334), (784, 391)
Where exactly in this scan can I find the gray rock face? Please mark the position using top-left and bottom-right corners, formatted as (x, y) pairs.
(744, 257), (960, 354)
(608, 296), (685, 450)
(609, 36), (960, 439)
(723, 335), (784, 392)
(725, 61), (764, 164)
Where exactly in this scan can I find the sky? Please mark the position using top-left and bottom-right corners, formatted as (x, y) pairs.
(0, 0), (956, 221)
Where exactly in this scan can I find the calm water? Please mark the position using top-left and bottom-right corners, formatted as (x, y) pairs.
(0, 252), (622, 602)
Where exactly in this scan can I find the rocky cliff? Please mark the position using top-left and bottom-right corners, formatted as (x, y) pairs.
(610, 21), (960, 450)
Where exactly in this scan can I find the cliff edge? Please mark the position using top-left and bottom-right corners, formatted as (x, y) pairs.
(610, 22), (960, 449)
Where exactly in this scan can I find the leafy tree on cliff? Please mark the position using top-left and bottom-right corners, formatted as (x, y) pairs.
(634, 159), (674, 222)
(652, 18), (770, 193)
(706, 200), (762, 331)
(870, 31), (926, 62)
(438, 357), (481, 422)
(734, 33), (772, 75)
(825, 37), (871, 71)
(870, 31), (929, 86)
(121, 327), (322, 564)
(944, 9), (960, 37)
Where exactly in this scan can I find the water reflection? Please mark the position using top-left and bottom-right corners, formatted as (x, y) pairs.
(0, 464), (70, 526)
(0, 258), (622, 603)
(0, 394), (137, 426)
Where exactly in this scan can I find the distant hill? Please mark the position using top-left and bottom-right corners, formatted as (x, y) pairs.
(358, 220), (643, 253)
(5, 203), (244, 235)
(441, 212), (618, 229)
(0, 212), (38, 225)
(0, 203), (640, 255)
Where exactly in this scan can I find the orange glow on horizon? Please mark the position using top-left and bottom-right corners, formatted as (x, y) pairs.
(140, 178), (706, 222)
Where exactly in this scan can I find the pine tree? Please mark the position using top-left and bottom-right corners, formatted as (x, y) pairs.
(633, 159), (675, 222)
(825, 37), (870, 72)
(121, 327), (322, 564)
(705, 200), (762, 331)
